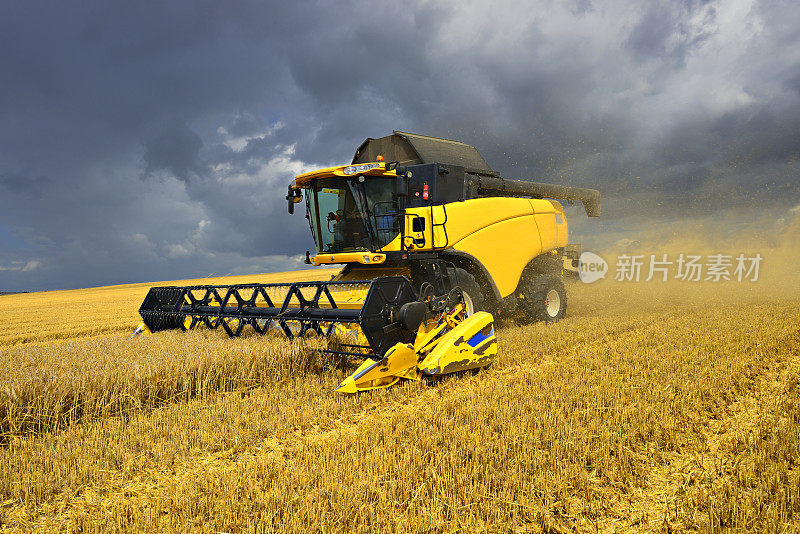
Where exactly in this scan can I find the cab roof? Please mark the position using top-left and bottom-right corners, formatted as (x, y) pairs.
(352, 131), (494, 174)
(292, 163), (395, 187)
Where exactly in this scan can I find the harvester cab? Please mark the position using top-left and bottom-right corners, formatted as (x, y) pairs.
(135, 131), (600, 392)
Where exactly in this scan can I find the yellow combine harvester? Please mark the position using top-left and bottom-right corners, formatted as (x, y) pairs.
(135, 132), (600, 392)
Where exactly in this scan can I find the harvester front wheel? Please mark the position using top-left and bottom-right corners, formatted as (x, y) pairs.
(517, 274), (567, 323)
(449, 267), (484, 315)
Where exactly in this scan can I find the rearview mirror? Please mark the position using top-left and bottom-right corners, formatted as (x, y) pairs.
(286, 187), (302, 214)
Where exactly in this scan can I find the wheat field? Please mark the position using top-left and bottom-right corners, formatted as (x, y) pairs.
(1, 255), (799, 532)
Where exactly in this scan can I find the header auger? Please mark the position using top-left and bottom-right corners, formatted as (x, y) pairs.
(134, 131), (600, 392)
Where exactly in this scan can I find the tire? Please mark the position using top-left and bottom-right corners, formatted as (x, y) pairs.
(448, 267), (484, 315)
(517, 274), (567, 323)
(525, 254), (563, 276)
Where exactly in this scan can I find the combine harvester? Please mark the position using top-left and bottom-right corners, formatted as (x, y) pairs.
(134, 132), (600, 392)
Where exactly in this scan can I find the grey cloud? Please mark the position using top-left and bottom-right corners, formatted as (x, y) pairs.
(0, 172), (49, 199)
(626, 1), (716, 67)
(144, 123), (203, 181)
(0, 0), (799, 292)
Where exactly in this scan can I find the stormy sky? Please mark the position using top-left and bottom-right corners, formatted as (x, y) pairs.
(1, 0), (798, 291)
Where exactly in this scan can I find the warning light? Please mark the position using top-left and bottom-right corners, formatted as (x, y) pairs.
(422, 182), (429, 200)
(376, 155), (384, 162)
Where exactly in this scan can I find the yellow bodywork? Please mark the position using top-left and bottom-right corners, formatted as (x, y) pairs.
(292, 164), (397, 187)
(301, 164), (569, 299)
(417, 311), (496, 375)
(401, 198), (568, 297)
(334, 344), (417, 393)
(313, 252), (386, 266)
(334, 305), (497, 393)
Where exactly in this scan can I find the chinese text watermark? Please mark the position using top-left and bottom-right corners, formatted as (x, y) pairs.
(612, 253), (762, 282)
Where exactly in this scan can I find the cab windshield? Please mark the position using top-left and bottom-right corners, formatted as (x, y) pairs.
(305, 177), (397, 253)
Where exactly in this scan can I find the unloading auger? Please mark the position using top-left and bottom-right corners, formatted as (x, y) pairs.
(134, 276), (497, 392)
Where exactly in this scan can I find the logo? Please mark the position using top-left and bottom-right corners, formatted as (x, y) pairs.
(578, 252), (608, 283)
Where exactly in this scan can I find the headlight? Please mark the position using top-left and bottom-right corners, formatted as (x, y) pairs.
(343, 163), (381, 175)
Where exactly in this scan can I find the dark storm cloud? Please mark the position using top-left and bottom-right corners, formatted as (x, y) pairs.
(144, 123), (203, 181)
(0, 172), (49, 199)
(625, 0), (716, 67)
(0, 0), (798, 291)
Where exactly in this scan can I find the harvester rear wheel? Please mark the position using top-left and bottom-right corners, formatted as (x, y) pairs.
(517, 274), (567, 323)
(449, 267), (484, 315)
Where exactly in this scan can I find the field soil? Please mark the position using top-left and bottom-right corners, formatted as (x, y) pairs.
(1, 260), (799, 532)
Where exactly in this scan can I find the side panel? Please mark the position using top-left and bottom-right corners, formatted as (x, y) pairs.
(531, 199), (568, 250)
(400, 197), (569, 298)
(411, 198), (534, 251)
(552, 200), (569, 248)
(452, 215), (543, 297)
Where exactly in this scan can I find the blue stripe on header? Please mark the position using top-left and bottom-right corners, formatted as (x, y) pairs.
(467, 326), (493, 347)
